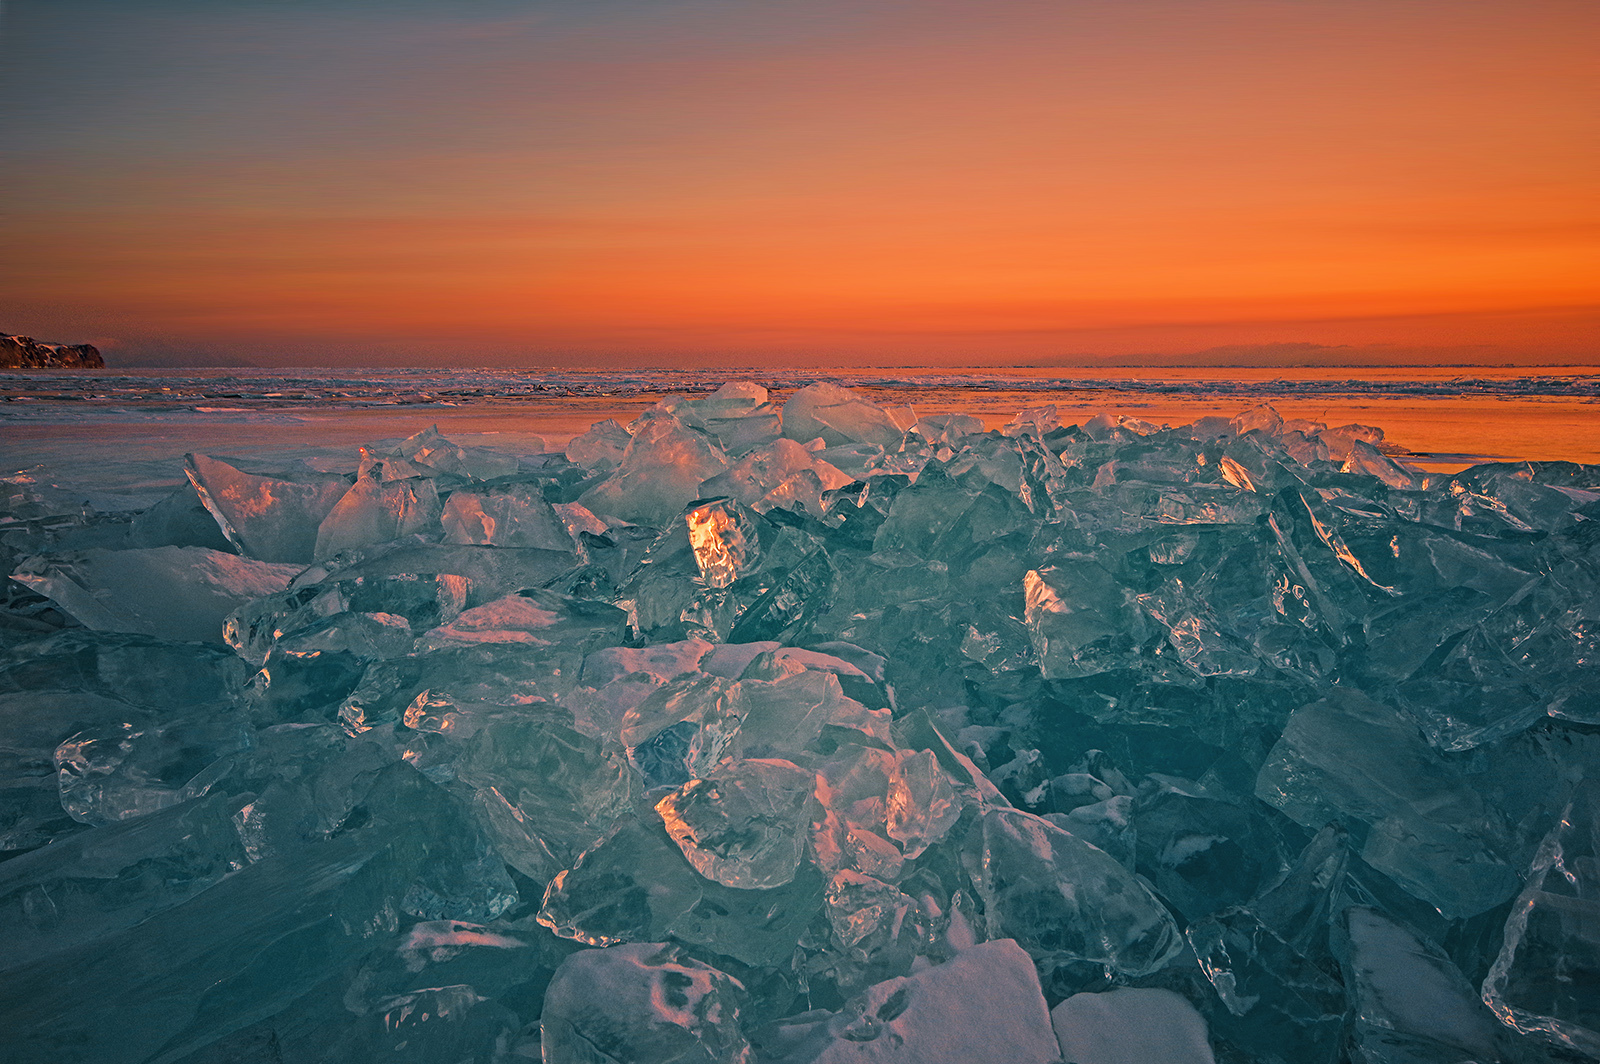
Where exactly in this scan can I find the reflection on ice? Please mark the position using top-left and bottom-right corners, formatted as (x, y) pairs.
(2, 382), (1598, 1062)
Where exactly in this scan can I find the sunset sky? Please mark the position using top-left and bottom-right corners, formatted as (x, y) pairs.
(2, 0), (1595, 366)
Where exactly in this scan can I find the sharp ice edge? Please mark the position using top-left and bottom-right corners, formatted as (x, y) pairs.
(1, 389), (1597, 1064)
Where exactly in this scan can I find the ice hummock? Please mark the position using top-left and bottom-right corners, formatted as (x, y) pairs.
(3, 380), (1599, 1063)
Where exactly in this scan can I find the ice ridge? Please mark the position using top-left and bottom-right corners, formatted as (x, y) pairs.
(2, 390), (1598, 1063)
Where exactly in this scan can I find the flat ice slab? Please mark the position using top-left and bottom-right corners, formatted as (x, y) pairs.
(1052, 988), (1215, 1064)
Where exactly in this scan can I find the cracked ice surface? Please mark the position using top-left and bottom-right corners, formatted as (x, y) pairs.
(2, 389), (1598, 1062)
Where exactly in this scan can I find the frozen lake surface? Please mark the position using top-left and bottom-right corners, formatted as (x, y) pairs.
(5, 365), (1599, 503)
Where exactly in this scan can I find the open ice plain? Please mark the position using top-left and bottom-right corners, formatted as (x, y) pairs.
(2, 380), (1598, 1063)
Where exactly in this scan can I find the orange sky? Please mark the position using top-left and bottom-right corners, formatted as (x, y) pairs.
(1, 1), (1595, 365)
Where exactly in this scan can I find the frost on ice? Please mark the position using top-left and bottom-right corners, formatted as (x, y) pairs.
(2, 384), (1599, 1062)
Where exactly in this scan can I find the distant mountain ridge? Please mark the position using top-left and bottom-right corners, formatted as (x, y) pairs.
(1, 333), (104, 369)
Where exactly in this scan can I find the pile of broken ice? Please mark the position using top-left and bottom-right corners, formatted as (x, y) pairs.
(3, 381), (1598, 1063)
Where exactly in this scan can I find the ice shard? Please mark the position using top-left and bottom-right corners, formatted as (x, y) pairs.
(565, 417), (632, 471)
(536, 817), (821, 968)
(579, 408), (730, 527)
(1337, 905), (1508, 1064)
(185, 453), (351, 563)
(396, 424), (520, 482)
(12, 546), (300, 643)
(1255, 690), (1520, 918)
(126, 482), (234, 551)
(440, 482), (576, 551)
(1482, 779), (1600, 1057)
(754, 940), (1059, 1064)
(782, 381), (905, 450)
(540, 943), (751, 1064)
(1024, 561), (1149, 680)
(667, 381), (784, 456)
(686, 498), (761, 589)
(655, 757), (816, 889)
(966, 807), (1185, 977)
(699, 437), (853, 517)
(313, 470), (442, 560)
(55, 713), (249, 824)
(417, 588), (626, 653)
(458, 712), (632, 884)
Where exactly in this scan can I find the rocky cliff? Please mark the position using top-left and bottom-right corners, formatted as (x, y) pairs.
(1, 334), (105, 369)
